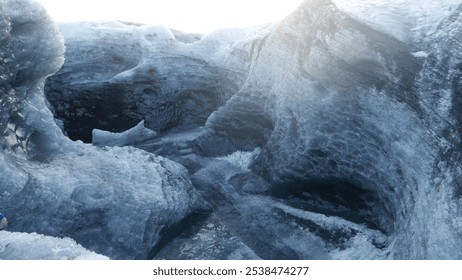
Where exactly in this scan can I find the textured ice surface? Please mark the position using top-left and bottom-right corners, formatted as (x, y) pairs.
(3, 144), (204, 259)
(190, 0), (462, 259)
(0, 231), (108, 260)
(0, 0), (205, 260)
(6, 0), (462, 260)
(217, 148), (261, 172)
(44, 21), (271, 142)
(333, 0), (462, 43)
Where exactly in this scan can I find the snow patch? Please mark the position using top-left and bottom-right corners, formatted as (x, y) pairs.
(412, 51), (429, 58)
(0, 231), (108, 260)
(217, 148), (261, 171)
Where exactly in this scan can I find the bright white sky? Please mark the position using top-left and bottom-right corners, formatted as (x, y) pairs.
(35, 0), (305, 34)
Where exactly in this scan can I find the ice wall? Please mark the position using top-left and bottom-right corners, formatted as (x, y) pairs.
(0, 0), (205, 259)
(196, 0), (462, 259)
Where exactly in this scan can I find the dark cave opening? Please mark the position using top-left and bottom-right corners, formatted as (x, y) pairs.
(270, 177), (395, 234)
(45, 83), (142, 143)
(44, 78), (227, 144)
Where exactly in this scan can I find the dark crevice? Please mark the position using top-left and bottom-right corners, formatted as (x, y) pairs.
(274, 208), (359, 250)
(45, 81), (227, 143)
(147, 211), (212, 260)
(270, 177), (394, 234)
(45, 83), (142, 143)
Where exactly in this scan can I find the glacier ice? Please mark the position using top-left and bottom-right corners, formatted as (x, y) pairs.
(0, 231), (108, 260)
(0, 0), (206, 260)
(44, 21), (268, 142)
(207, 0), (462, 259)
(3, 144), (206, 259)
(4, 0), (462, 260)
(92, 120), (157, 147)
(161, 0), (462, 259)
(333, 0), (462, 43)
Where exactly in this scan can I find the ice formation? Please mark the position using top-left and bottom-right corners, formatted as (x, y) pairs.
(3, 0), (462, 259)
(92, 120), (157, 147)
(333, 0), (461, 43)
(45, 21), (268, 143)
(0, 231), (108, 260)
(0, 0), (205, 259)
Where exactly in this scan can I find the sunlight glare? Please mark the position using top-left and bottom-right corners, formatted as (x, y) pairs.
(35, 0), (305, 33)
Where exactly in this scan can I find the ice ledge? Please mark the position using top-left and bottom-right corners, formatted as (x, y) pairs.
(92, 120), (157, 147)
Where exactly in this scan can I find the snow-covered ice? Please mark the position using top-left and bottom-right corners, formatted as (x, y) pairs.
(412, 51), (429, 58)
(0, 231), (108, 260)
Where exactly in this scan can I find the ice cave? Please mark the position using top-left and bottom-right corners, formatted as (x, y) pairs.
(1, 0), (462, 259)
